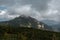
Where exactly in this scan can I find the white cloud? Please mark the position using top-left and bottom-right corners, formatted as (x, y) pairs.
(44, 0), (60, 22)
(14, 5), (43, 21)
(0, 0), (50, 21)
(15, 5), (32, 15)
(0, 0), (60, 23)
(0, 9), (19, 21)
(0, 10), (6, 15)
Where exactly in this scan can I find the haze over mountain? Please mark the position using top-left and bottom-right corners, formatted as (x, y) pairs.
(0, 15), (52, 31)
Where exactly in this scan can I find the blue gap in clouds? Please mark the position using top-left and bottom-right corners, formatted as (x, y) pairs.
(0, 6), (7, 10)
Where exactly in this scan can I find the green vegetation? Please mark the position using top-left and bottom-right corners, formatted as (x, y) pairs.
(0, 25), (60, 40)
(0, 15), (58, 40)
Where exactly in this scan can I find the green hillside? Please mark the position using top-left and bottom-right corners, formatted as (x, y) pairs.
(0, 25), (60, 40)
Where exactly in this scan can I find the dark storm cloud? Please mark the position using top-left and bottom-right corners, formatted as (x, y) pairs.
(0, 0), (50, 11)
(0, 0), (60, 23)
(0, 0), (15, 6)
(0, 0), (53, 21)
(17, 0), (50, 11)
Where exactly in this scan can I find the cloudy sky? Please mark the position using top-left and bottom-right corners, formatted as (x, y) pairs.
(0, 0), (60, 25)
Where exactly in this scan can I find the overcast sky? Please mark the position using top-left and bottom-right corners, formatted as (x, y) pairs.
(0, 0), (60, 24)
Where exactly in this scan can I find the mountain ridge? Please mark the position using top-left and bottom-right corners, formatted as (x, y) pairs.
(0, 15), (52, 31)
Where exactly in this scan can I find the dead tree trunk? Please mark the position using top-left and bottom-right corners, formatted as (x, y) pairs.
(52, 33), (57, 40)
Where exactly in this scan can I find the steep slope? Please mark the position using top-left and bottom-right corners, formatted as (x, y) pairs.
(0, 15), (52, 31)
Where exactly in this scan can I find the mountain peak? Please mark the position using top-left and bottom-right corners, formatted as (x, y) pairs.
(20, 15), (29, 18)
(16, 15), (31, 19)
(0, 15), (52, 31)
(14, 15), (37, 22)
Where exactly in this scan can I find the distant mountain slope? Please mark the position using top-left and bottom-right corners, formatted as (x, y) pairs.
(0, 15), (52, 31)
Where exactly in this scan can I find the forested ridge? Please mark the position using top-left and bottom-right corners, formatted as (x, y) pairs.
(0, 25), (60, 40)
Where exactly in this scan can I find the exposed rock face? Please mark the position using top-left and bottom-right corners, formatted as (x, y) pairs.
(0, 15), (52, 31)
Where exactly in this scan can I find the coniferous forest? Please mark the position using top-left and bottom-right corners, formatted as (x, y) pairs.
(0, 25), (60, 40)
